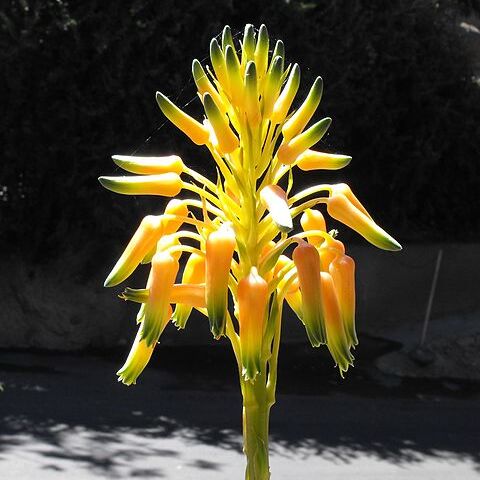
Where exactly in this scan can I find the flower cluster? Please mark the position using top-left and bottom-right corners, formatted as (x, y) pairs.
(99, 24), (401, 385)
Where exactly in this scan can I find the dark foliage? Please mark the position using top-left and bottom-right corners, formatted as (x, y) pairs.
(1, 0), (479, 262)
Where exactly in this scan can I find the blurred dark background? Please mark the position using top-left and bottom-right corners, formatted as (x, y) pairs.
(2, 0), (480, 259)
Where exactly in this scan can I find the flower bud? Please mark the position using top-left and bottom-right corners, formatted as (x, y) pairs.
(260, 185), (293, 232)
(277, 117), (332, 165)
(282, 76), (323, 142)
(98, 173), (183, 197)
(192, 59), (227, 113)
(262, 56), (283, 119)
(241, 24), (256, 67)
(238, 267), (268, 380)
(206, 223), (236, 338)
(254, 24), (269, 81)
(156, 91), (210, 145)
(327, 193), (402, 251)
(296, 150), (351, 171)
(244, 61), (261, 126)
(271, 63), (301, 124)
(203, 92), (239, 154)
(210, 38), (228, 89)
(112, 155), (184, 175)
(292, 242), (326, 346)
(225, 45), (244, 107)
(104, 215), (163, 287)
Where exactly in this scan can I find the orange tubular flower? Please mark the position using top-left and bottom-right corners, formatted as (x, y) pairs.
(292, 241), (326, 346)
(173, 252), (206, 329)
(329, 254), (357, 347)
(320, 272), (354, 376)
(238, 267), (269, 381)
(205, 223), (236, 338)
(142, 251), (179, 346)
(300, 208), (327, 246)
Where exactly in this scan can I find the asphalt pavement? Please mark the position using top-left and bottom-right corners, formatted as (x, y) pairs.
(1, 339), (479, 479)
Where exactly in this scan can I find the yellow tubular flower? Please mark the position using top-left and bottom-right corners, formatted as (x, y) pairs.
(262, 55), (283, 119)
(260, 185), (293, 232)
(277, 117), (332, 165)
(241, 24), (256, 68)
(98, 173), (182, 197)
(282, 76), (323, 142)
(300, 209), (327, 246)
(238, 267), (268, 381)
(205, 223), (236, 338)
(104, 215), (163, 287)
(142, 251), (179, 346)
(192, 59), (227, 113)
(296, 150), (352, 171)
(329, 254), (357, 347)
(270, 63), (301, 124)
(112, 155), (185, 175)
(254, 24), (269, 81)
(225, 45), (244, 106)
(244, 61), (261, 126)
(203, 92), (239, 154)
(292, 242), (326, 346)
(156, 91), (210, 145)
(210, 38), (228, 91)
(320, 271), (354, 376)
(173, 252), (206, 329)
(327, 193), (402, 251)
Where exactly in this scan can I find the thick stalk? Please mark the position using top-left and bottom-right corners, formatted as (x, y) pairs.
(242, 370), (271, 480)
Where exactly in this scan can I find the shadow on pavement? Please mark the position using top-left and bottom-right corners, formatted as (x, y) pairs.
(1, 337), (479, 477)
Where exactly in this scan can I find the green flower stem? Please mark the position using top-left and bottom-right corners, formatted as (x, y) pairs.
(241, 370), (272, 480)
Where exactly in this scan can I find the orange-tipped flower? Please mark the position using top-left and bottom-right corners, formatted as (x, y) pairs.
(260, 185), (293, 232)
(238, 267), (268, 380)
(300, 208), (327, 246)
(320, 272), (354, 376)
(296, 150), (351, 171)
(173, 252), (206, 329)
(205, 223), (236, 338)
(98, 173), (183, 197)
(104, 215), (163, 287)
(156, 91), (210, 145)
(329, 254), (357, 347)
(292, 241), (326, 346)
(327, 192), (402, 251)
(142, 251), (179, 346)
